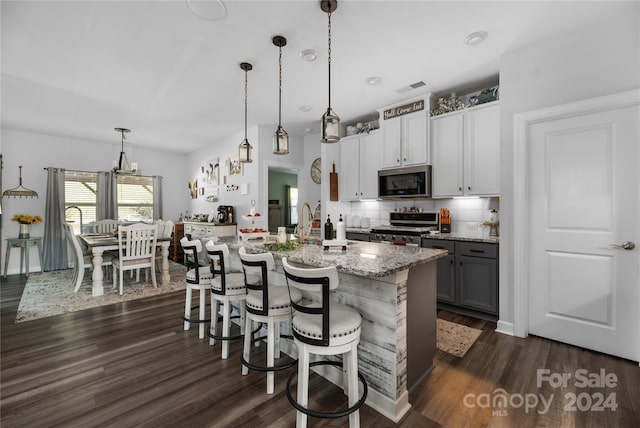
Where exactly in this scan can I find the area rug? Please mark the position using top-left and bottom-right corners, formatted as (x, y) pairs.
(436, 318), (482, 358)
(15, 261), (188, 323)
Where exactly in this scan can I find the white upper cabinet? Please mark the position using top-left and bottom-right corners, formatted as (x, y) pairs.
(431, 102), (500, 197)
(378, 97), (429, 169)
(431, 113), (464, 196)
(340, 131), (381, 201)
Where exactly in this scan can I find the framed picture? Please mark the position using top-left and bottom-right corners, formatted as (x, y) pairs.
(205, 158), (219, 187)
(228, 154), (242, 177)
(188, 179), (198, 199)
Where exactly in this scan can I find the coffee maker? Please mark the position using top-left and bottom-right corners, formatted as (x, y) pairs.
(216, 205), (234, 224)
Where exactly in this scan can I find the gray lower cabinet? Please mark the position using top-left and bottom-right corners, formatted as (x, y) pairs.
(422, 238), (498, 319)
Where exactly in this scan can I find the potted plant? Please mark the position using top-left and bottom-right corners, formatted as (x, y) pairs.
(482, 220), (499, 237)
(12, 214), (43, 239)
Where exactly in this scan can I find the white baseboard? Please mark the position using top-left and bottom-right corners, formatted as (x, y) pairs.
(495, 320), (515, 336)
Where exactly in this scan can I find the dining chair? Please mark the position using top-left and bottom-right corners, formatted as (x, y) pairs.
(88, 219), (121, 234)
(111, 223), (158, 295)
(62, 222), (113, 292)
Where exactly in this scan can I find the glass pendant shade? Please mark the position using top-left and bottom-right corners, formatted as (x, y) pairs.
(321, 108), (340, 143)
(238, 139), (253, 163)
(273, 126), (289, 154)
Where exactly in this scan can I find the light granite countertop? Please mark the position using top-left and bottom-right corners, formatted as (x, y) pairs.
(224, 238), (447, 279)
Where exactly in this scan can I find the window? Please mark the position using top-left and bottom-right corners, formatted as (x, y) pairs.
(116, 175), (154, 222)
(64, 171), (97, 234)
(64, 171), (154, 232)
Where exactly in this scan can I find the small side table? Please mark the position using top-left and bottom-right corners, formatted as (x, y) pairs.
(3, 237), (44, 278)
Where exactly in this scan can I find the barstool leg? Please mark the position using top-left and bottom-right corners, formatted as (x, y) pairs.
(274, 321), (281, 359)
(184, 287), (192, 331)
(347, 344), (360, 428)
(239, 304), (246, 335)
(297, 345), (310, 428)
(242, 316), (252, 376)
(210, 298), (219, 346)
(222, 297), (231, 359)
(199, 287), (206, 339)
(267, 317), (275, 394)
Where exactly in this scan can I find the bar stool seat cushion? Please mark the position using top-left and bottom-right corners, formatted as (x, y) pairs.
(246, 286), (302, 313)
(211, 272), (246, 295)
(186, 266), (214, 283)
(293, 304), (362, 346)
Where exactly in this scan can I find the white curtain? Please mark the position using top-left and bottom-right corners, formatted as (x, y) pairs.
(42, 167), (68, 271)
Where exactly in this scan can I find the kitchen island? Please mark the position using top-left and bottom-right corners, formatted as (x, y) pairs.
(224, 238), (447, 422)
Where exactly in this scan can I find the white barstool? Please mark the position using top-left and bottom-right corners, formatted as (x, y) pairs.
(206, 241), (246, 359)
(282, 257), (367, 428)
(238, 247), (302, 394)
(180, 236), (212, 339)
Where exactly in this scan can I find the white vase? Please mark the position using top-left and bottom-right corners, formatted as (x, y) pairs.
(19, 223), (31, 239)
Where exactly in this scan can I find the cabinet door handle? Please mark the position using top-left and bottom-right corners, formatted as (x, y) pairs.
(458, 187), (462, 191)
(403, 158), (407, 161)
(469, 249), (485, 254)
(450, 259), (454, 265)
(396, 158), (400, 162)
(468, 186), (471, 190)
(431, 245), (445, 249)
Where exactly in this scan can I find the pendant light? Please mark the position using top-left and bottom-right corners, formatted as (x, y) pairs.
(2, 165), (38, 198)
(272, 35), (289, 155)
(113, 127), (137, 175)
(320, 0), (340, 143)
(238, 62), (253, 163)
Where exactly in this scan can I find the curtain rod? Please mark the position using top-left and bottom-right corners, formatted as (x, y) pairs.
(43, 167), (163, 179)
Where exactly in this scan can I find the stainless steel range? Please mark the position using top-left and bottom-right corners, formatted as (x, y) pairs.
(370, 211), (439, 246)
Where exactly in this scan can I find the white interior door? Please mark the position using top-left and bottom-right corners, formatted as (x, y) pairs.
(528, 95), (639, 361)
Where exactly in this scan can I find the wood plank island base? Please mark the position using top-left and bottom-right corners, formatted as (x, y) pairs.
(224, 238), (447, 422)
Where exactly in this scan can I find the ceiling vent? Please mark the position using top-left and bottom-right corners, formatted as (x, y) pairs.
(396, 80), (426, 93)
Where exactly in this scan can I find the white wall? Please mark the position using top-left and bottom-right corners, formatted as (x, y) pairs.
(498, 11), (640, 326)
(1, 128), (188, 275)
(185, 124), (315, 231)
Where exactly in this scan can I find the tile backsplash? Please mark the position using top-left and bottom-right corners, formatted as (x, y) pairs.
(347, 197), (499, 236)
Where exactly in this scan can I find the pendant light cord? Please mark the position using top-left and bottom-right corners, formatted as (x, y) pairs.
(244, 68), (248, 140)
(278, 45), (283, 127)
(327, 10), (332, 110)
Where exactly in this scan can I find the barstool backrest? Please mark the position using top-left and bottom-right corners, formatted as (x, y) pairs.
(282, 257), (339, 347)
(206, 241), (230, 295)
(238, 247), (274, 316)
(181, 236), (206, 284)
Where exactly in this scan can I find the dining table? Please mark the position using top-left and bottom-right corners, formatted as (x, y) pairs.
(79, 233), (172, 297)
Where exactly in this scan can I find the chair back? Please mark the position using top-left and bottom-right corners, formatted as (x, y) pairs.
(206, 241), (231, 294)
(282, 257), (339, 347)
(238, 247), (275, 316)
(181, 236), (208, 284)
(90, 219), (120, 234)
(118, 223), (157, 265)
(63, 222), (85, 270)
(155, 219), (175, 238)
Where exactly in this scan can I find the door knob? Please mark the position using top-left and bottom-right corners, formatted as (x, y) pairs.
(610, 241), (636, 250)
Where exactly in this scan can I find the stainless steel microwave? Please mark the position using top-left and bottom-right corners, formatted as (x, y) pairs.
(378, 165), (432, 199)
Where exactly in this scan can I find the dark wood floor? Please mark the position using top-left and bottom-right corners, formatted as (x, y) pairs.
(1, 274), (638, 427)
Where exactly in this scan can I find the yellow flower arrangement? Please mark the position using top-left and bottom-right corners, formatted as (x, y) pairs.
(12, 214), (43, 225)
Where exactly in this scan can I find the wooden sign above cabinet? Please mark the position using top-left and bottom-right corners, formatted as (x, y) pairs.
(383, 100), (424, 120)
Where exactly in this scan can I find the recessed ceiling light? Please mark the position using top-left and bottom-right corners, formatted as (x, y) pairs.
(298, 105), (312, 112)
(187, 0), (227, 21)
(465, 31), (488, 46)
(299, 49), (317, 61)
(365, 76), (381, 86)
